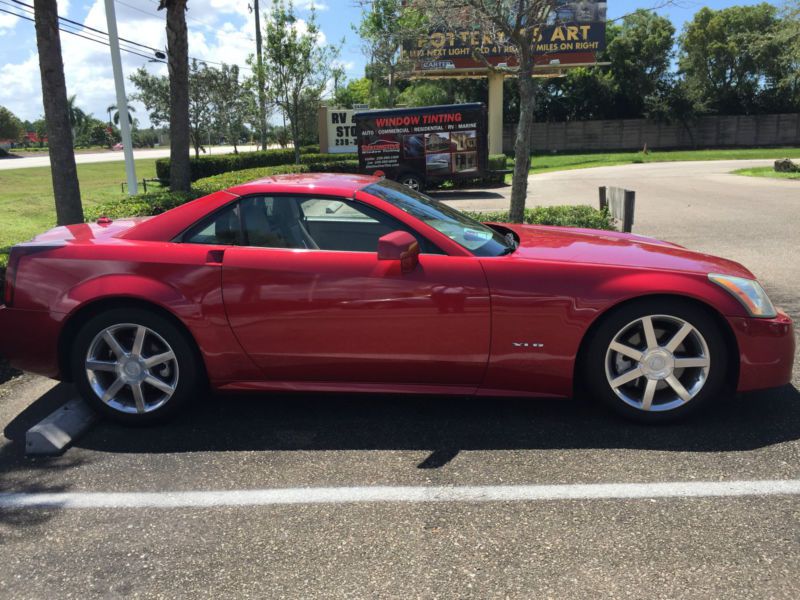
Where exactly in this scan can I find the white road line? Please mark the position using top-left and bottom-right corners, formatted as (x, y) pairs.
(1, 480), (800, 509)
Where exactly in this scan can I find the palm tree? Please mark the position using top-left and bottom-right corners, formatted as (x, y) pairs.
(106, 103), (136, 125)
(66, 94), (87, 129)
(158, 0), (190, 193)
(33, 0), (83, 225)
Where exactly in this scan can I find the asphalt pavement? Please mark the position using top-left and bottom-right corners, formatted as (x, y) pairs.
(0, 145), (261, 170)
(1, 159), (799, 599)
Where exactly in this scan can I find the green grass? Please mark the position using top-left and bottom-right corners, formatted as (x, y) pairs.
(732, 166), (800, 180)
(499, 147), (800, 183)
(527, 147), (800, 174)
(0, 158), (159, 267)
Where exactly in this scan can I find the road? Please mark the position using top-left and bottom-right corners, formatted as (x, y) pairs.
(1, 159), (799, 599)
(0, 145), (261, 170)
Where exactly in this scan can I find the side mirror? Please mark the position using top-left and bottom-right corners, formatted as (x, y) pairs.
(377, 231), (420, 274)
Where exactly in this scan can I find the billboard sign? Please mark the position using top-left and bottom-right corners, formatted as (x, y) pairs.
(406, 1), (607, 73)
(355, 103), (488, 183)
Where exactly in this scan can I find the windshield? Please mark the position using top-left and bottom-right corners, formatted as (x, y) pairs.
(363, 180), (513, 257)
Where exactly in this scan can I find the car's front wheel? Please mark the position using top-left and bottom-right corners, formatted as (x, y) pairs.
(71, 307), (199, 424)
(584, 299), (729, 423)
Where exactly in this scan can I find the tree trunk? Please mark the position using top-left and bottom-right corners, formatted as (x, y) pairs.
(33, 0), (83, 225)
(254, 0), (268, 151)
(163, 0), (190, 192)
(291, 100), (301, 164)
(509, 72), (536, 223)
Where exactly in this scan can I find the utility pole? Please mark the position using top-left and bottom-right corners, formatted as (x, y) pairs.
(104, 0), (137, 195)
(253, 0), (267, 151)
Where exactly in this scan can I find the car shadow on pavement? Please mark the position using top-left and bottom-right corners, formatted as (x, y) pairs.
(50, 383), (800, 465)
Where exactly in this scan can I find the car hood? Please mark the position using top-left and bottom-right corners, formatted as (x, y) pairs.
(500, 224), (754, 278)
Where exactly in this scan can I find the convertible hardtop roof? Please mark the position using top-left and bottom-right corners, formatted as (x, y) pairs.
(226, 172), (382, 198)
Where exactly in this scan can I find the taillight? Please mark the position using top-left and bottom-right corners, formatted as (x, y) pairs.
(3, 247), (22, 306)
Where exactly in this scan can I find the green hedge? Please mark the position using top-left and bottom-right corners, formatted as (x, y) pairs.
(155, 147), (348, 182)
(85, 190), (202, 221)
(466, 205), (615, 231)
(193, 164), (310, 195)
(299, 152), (358, 165)
(488, 154), (509, 171)
(192, 160), (360, 195)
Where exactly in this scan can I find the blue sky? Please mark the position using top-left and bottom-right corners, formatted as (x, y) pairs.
(0, 0), (769, 126)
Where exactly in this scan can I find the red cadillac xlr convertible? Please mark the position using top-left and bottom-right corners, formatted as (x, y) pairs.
(0, 174), (793, 424)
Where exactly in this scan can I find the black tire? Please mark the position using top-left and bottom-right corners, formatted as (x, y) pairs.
(582, 298), (729, 424)
(397, 172), (425, 192)
(71, 307), (200, 425)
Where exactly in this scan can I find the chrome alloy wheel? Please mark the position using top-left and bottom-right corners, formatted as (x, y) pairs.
(604, 314), (711, 413)
(401, 176), (421, 191)
(85, 323), (179, 414)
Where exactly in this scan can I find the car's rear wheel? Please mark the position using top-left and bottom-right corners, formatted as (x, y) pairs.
(583, 299), (729, 423)
(398, 172), (424, 192)
(71, 308), (199, 424)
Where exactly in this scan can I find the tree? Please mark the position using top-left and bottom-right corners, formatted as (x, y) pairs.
(33, 0), (83, 225)
(332, 77), (373, 108)
(679, 4), (782, 115)
(761, 1), (800, 112)
(355, 0), (427, 107)
(106, 103), (137, 126)
(66, 94), (87, 133)
(207, 64), (252, 153)
(255, 0), (340, 163)
(251, 0), (269, 150)
(158, 0), (190, 192)
(421, 0), (557, 223)
(397, 81), (449, 107)
(606, 10), (675, 118)
(130, 67), (170, 125)
(0, 106), (24, 142)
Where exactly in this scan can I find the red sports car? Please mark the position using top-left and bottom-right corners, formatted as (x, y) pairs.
(0, 174), (793, 424)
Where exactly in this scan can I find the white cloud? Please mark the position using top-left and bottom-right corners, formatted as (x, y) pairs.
(0, 0), (339, 125)
(0, 12), (20, 35)
(0, 54), (41, 120)
(295, 1), (329, 11)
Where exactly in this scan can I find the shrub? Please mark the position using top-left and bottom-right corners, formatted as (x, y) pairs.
(304, 159), (360, 173)
(155, 147), (344, 182)
(488, 154), (508, 171)
(466, 205), (615, 231)
(192, 164), (310, 195)
(84, 190), (201, 221)
(192, 160), (361, 195)
(299, 152), (358, 166)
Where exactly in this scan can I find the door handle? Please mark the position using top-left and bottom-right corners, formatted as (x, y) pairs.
(205, 249), (225, 265)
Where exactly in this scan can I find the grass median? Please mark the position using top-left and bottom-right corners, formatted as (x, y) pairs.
(732, 166), (800, 180)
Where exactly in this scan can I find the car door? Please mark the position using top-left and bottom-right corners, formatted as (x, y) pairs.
(216, 194), (491, 388)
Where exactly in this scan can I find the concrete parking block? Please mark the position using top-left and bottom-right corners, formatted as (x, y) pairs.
(25, 398), (98, 456)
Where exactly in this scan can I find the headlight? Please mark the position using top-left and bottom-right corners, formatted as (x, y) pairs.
(708, 274), (777, 318)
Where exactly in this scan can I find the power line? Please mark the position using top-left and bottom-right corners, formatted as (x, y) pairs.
(5, 0), (253, 72)
(9, 0), (165, 54)
(1, 0), (161, 59)
(0, 5), (166, 63)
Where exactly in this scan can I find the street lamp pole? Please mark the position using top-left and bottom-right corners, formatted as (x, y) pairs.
(104, 0), (137, 195)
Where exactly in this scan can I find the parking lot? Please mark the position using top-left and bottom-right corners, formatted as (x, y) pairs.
(1, 160), (799, 599)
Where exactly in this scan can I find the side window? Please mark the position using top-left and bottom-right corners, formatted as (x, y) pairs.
(184, 201), (243, 245)
(299, 196), (443, 254)
(240, 196), (318, 249)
